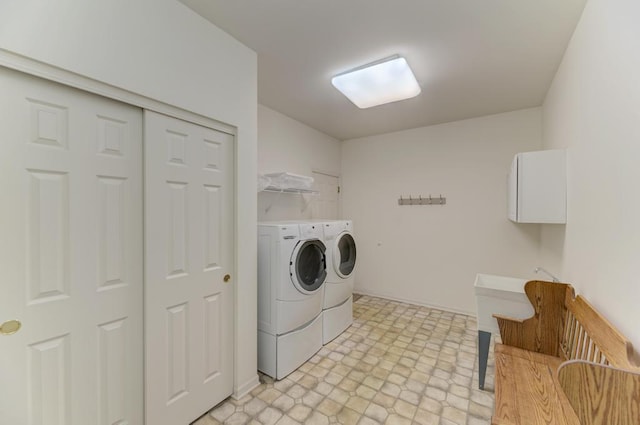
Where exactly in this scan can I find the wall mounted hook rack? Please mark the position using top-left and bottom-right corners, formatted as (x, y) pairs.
(398, 194), (446, 206)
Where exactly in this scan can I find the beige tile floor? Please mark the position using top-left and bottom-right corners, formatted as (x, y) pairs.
(194, 294), (496, 425)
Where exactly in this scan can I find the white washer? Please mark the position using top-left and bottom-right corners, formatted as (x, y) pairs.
(257, 221), (327, 379)
(322, 220), (357, 344)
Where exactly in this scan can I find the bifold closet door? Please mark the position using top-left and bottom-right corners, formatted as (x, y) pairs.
(0, 66), (143, 425)
(144, 111), (235, 425)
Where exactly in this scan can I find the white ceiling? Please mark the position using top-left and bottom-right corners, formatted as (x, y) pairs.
(180, 0), (586, 140)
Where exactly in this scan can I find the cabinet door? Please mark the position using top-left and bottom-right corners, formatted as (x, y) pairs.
(517, 150), (566, 223)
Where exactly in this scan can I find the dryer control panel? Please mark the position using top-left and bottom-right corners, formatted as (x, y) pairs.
(278, 225), (299, 240)
(299, 223), (324, 239)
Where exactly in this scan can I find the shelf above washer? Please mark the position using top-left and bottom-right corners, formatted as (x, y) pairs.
(261, 186), (319, 195)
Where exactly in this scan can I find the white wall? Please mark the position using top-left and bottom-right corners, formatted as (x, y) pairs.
(258, 104), (341, 221)
(540, 0), (640, 347)
(0, 0), (259, 397)
(342, 109), (543, 314)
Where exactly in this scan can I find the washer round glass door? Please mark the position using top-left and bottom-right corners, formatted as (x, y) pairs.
(334, 232), (356, 278)
(290, 239), (327, 294)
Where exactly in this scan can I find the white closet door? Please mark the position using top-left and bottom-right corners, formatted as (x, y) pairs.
(144, 111), (235, 425)
(0, 67), (143, 425)
(312, 171), (340, 219)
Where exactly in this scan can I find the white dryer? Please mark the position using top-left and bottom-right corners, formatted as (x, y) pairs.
(257, 221), (327, 379)
(322, 220), (357, 344)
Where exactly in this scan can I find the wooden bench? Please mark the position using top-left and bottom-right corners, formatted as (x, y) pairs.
(491, 280), (640, 425)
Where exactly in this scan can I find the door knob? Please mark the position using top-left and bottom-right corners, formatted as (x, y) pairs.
(223, 274), (231, 283)
(0, 319), (21, 335)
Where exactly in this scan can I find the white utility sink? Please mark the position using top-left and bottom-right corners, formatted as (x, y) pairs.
(473, 273), (534, 390)
(474, 273), (534, 334)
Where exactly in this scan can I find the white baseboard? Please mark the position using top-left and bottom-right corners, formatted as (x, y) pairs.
(233, 374), (260, 400)
(353, 287), (475, 317)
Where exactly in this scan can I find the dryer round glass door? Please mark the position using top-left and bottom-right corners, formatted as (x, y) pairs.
(334, 232), (356, 278)
(290, 239), (327, 294)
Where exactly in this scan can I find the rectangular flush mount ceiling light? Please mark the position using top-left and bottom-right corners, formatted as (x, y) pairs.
(331, 55), (421, 109)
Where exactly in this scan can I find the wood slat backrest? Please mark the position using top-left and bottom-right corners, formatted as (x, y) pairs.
(561, 291), (640, 371)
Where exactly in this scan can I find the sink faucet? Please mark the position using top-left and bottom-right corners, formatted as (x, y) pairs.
(534, 267), (560, 283)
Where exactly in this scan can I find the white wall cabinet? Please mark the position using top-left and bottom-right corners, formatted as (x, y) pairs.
(508, 149), (566, 223)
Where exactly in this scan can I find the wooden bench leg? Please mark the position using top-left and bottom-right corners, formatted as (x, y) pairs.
(478, 330), (491, 390)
